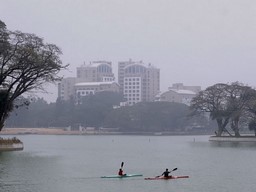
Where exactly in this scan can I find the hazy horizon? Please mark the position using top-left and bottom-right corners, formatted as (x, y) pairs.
(1, 0), (256, 102)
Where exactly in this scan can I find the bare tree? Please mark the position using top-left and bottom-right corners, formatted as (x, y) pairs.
(0, 20), (68, 131)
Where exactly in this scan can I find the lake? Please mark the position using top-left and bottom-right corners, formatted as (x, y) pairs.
(0, 135), (256, 192)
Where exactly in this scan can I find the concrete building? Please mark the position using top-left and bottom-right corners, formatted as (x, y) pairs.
(168, 83), (201, 93)
(75, 81), (119, 104)
(118, 59), (137, 93)
(76, 61), (115, 82)
(58, 61), (117, 101)
(58, 77), (77, 101)
(160, 83), (201, 105)
(118, 59), (160, 105)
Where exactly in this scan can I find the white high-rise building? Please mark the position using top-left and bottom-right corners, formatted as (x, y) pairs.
(118, 59), (160, 105)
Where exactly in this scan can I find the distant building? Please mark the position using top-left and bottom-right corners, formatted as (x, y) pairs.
(118, 59), (138, 93)
(58, 61), (117, 101)
(75, 81), (119, 104)
(168, 83), (201, 93)
(58, 59), (161, 105)
(76, 61), (115, 82)
(58, 77), (77, 101)
(160, 83), (201, 105)
(118, 59), (160, 105)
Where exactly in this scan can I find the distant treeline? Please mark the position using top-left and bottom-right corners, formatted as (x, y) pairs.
(6, 91), (215, 133)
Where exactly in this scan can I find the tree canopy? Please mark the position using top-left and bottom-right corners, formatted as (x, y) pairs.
(6, 96), (212, 134)
(190, 82), (256, 137)
(0, 20), (68, 130)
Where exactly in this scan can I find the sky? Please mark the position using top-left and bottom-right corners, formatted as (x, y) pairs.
(1, 0), (256, 102)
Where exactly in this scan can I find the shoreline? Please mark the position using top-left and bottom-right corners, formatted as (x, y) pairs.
(209, 135), (256, 142)
(0, 137), (24, 151)
(0, 128), (212, 136)
(0, 128), (81, 135)
(0, 143), (24, 151)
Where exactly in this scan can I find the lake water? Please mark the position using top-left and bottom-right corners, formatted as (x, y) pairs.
(0, 135), (256, 192)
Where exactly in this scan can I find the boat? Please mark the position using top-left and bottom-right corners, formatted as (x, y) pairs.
(101, 174), (143, 178)
(144, 175), (189, 180)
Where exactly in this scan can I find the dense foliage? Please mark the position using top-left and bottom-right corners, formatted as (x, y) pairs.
(104, 102), (191, 132)
(6, 91), (213, 133)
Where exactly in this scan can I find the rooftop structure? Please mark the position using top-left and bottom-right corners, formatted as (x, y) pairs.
(77, 61), (114, 82)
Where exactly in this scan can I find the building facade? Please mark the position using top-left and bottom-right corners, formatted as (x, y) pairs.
(75, 81), (120, 104)
(58, 77), (77, 101)
(168, 83), (201, 93)
(118, 59), (160, 105)
(76, 61), (115, 82)
(160, 83), (201, 105)
(58, 61), (117, 101)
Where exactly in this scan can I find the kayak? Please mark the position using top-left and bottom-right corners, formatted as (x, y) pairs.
(101, 174), (143, 178)
(144, 175), (189, 180)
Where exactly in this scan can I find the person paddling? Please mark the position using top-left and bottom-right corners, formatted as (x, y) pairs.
(158, 168), (178, 178)
(118, 168), (124, 176)
(118, 162), (126, 176)
(161, 168), (171, 178)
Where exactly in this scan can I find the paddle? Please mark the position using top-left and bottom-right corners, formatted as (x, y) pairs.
(156, 167), (178, 177)
(171, 168), (178, 172)
(119, 162), (126, 176)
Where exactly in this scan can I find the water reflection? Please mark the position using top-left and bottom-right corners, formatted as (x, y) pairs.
(0, 151), (62, 192)
(209, 141), (256, 148)
(1, 135), (256, 192)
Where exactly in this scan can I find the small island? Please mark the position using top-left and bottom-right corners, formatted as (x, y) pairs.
(0, 137), (24, 151)
(209, 135), (256, 142)
(190, 83), (256, 142)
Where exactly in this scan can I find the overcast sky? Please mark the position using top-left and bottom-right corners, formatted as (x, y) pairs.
(1, 0), (256, 102)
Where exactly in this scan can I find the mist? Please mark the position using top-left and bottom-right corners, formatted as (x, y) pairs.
(1, 0), (256, 102)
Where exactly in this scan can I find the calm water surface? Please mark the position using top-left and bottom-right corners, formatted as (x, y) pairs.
(0, 135), (256, 192)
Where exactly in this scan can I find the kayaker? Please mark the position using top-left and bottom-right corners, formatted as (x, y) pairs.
(162, 168), (171, 178)
(118, 168), (124, 176)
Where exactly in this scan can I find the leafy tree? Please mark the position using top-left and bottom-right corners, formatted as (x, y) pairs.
(6, 98), (211, 133)
(104, 102), (196, 132)
(248, 120), (256, 136)
(190, 82), (256, 137)
(81, 91), (124, 107)
(53, 98), (75, 127)
(225, 82), (256, 136)
(190, 83), (230, 136)
(76, 91), (124, 128)
(0, 20), (67, 131)
(0, 20), (9, 56)
(245, 93), (256, 136)
(6, 97), (53, 128)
